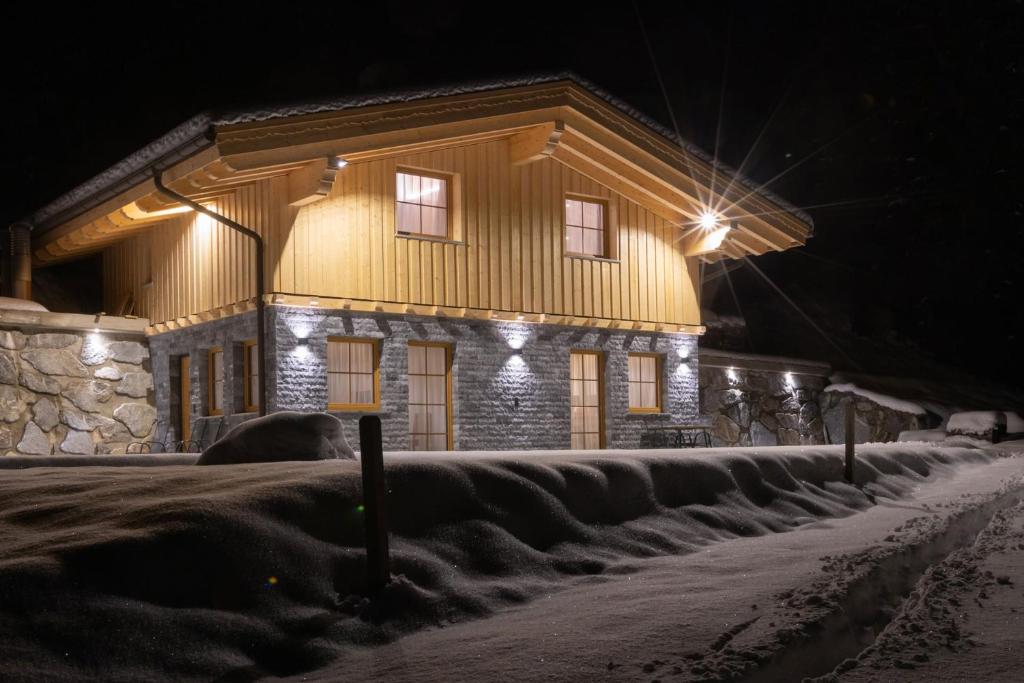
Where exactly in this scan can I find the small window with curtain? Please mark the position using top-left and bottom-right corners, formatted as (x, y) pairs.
(242, 340), (259, 412)
(564, 196), (607, 258)
(327, 338), (379, 410)
(208, 347), (224, 416)
(396, 169), (450, 238)
(628, 353), (661, 412)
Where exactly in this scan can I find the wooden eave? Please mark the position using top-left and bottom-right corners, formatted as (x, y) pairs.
(34, 80), (810, 265)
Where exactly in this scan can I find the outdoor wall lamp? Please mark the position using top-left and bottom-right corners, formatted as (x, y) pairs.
(699, 211), (719, 230)
(328, 156), (348, 170)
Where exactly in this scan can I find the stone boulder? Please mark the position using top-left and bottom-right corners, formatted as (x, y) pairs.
(107, 341), (149, 365)
(17, 422), (51, 455)
(197, 411), (355, 466)
(113, 403), (157, 438)
(0, 350), (18, 384)
(20, 349), (89, 378)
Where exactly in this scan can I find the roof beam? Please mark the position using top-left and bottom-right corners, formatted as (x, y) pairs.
(508, 120), (564, 165)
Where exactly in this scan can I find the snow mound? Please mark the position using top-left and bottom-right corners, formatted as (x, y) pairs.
(947, 411), (1007, 440)
(197, 411), (355, 465)
(825, 382), (926, 415)
(897, 429), (947, 443)
(1006, 411), (1024, 435)
(0, 296), (48, 312)
(0, 445), (994, 681)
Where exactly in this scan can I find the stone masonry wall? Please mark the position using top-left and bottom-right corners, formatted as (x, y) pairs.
(0, 327), (155, 455)
(820, 390), (926, 444)
(265, 306), (700, 451)
(700, 364), (828, 446)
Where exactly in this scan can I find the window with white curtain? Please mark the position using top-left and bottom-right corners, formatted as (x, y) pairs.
(396, 170), (450, 238)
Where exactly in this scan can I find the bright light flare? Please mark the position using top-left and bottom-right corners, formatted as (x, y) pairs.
(699, 211), (719, 230)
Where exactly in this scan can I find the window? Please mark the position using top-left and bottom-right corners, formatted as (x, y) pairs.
(408, 343), (451, 450)
(628, 353), (662, 413)
(243, 341), (259, 413)
(208, 347), (224, 416)
(565, 196), (607, 258)
(396, 169), (449, 238)
(570, 350), (603, 449)
(327, 339), (379, 410)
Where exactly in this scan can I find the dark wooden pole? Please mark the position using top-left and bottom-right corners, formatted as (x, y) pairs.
(358, 415), (390, 593)
(844, 401), (856, 484)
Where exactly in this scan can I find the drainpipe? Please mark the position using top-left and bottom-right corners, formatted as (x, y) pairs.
(152, 171), (267, 417)
(8, 221), (32, 300)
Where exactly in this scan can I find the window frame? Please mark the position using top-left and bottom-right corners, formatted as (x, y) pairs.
(627, 352), (663, 414)
(569, 349), (605, 449)
(207, 346), (224, 416)
(326, 337), (381, 412)
(242, 340), (259, 413)
(407, 340), (454, 451)
(563, 193), (611, 260)
(395, 167), (454, 241)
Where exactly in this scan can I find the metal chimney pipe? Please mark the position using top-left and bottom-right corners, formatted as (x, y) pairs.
(8, 222), (32, 300)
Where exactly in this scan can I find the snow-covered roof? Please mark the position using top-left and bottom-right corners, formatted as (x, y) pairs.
(30, 72), (813, 233)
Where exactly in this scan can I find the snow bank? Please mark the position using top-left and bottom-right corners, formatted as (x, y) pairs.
(824, 382), (926, 415)
(0, 445), (994, 681)
(197, 411), (355, 465)
(0, 296), (48, 312)
(1006, 411), (1024, 435)
(897, 429), (947, 443)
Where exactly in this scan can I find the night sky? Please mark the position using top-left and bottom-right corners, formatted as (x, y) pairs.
(2, 1), (1021, 388)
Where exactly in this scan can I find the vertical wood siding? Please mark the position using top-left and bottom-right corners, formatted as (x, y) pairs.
(104, 139), (699, 326)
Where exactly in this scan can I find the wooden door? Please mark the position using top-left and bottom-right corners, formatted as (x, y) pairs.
(180, 355), (191, 442)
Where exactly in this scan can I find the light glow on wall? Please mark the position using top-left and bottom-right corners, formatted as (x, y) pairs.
(727, 366), (739, 383)
(501, 325), (530, 351)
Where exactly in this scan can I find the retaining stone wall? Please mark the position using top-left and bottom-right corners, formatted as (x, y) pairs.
(0, 327), (155, 455)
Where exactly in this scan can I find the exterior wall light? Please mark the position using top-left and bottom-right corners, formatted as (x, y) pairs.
(699, 211), (719, 230)
(329, 157), (348, 170)
(677, 346), (690, 359)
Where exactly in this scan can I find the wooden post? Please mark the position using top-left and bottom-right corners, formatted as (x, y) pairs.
(358, 415), (390, 593)
(844, 401), (856, 484)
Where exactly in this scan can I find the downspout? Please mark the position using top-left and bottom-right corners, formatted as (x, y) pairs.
(152, 171), (267, 417)
(8, 221), (33, 300)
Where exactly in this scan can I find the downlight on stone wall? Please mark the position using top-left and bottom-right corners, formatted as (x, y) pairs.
(0, 318), (156, 455)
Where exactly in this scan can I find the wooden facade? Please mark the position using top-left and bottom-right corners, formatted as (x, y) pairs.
(102, 139), (701, 329)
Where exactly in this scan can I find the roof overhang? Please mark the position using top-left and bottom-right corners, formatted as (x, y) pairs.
(31, 76), (812, 265)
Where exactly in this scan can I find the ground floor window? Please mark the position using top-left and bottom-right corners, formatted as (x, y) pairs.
(327, 338), (379, 410)
(408, 342), (451, 450)
(243, 340), (259, 412)
(570, 350), (603, 449)
(628, 353), (662, 412)
(208, 347), (224, 415)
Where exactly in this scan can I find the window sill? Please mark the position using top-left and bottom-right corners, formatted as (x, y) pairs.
(396, 232), (465, 246)
(626, 410), (670, 417)
(328, 405), (382, 413)
(565, 253), (620, 264)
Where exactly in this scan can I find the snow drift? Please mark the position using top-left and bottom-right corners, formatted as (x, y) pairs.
(0, 444), (994, 681)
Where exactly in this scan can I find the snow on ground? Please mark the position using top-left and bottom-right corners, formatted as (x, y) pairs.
(0, 443), (1020, 682)
(947, 410), (1006, 436)
(824, 382), (927, 415)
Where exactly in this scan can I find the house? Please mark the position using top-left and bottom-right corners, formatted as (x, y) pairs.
(17, 74), (812, 452)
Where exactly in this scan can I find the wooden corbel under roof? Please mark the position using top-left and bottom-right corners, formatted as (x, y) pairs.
(30, 74), (812, 265)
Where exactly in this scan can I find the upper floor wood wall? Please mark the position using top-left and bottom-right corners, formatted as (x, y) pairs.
(103, 139), (701, 328)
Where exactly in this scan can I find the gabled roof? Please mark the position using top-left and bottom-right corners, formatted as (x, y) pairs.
(30, 72), (813, 264)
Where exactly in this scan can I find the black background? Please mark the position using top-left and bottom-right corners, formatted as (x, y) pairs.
(2, 1), (1020, 387)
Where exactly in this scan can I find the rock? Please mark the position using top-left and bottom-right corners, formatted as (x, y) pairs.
(79, 337), (110, 366)
(750, 421), (778, 446)
(0, 426), (12, 449)
(727, 401), (752, 428)
(60, 429), (95, 455)
(115, 372), (154, 398)
(61, 407), (121, 438)
(19, 368), (61, 394)
(94, 366), (123, 381)
(107, 341), (149, 365)
(719, 389), (743, 407)
(64, 380), (114, 412)
(776, 412), (801, 431)
(778, 428), (801, 445)
(0, 385), (27, 423)
(28, 333), (80, 349)
(799, 401), (820, 425)
(0, 330), (27, 350)
(17, 422), (51, 455)
(20, 349), (89, 377)
(197, 411), (355, 465)
(712, 414), (741, 445)
(33, 397), (60, 431)
(0, 351), (18, 384)
(113, 403), (157, 438)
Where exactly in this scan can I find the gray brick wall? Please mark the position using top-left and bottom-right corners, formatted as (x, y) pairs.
(149, 305), (700, 452)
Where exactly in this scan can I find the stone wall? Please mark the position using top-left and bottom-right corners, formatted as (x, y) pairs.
(0, 325), (155, 455)
(269, 306), (700, 451)
(699, 354), (830, 447)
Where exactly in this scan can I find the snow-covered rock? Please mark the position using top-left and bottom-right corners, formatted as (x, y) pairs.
(946, 411), (1007, 442)
(0, 297), (48, 312)
(197, 411), (355, 465)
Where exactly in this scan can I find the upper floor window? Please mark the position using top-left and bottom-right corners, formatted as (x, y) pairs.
(396, 170), (450, 238)
(327, 338), (379, 411)
(564, 196), (607, 258)
(208, 347), (224, 416)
